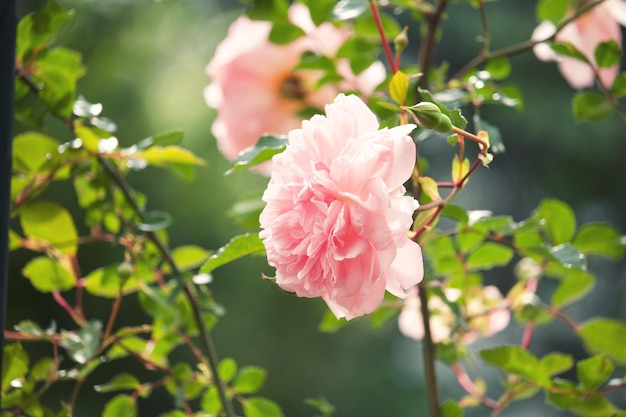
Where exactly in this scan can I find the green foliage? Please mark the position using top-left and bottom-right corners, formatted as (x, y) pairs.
(200, 233), (265, 275)
(7, 1), (626, 417)
(578, 319), (626, 364)
(573, 92), (614, 123)
(243, 397), (285, 417)
(227, 134), (287, 175)
(536, 0), (569, 24)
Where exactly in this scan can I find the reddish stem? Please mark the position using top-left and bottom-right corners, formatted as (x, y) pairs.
(52, 291), (85, 326)
(452, 362), (499, 409)
(369, 0), (399, 74)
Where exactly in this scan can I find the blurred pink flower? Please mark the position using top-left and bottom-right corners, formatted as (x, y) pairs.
(205, 4), (386, 171)
(532, 0), (626, 89)
(399, 285), (509, 344)
(259, 94), (423, 320)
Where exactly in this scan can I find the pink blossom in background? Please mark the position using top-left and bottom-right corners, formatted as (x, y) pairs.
(399, 285), (509, 344)
(259, 94), (423, 320)
(205, 3), (386, 172)
(532, 0), (626, 89)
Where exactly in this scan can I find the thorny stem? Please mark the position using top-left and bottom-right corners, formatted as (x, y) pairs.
(369, 0), (399, 74)
(453, 0), (606, 80)
(417, 1), (448, 89)
(96, 156), (237, 417)
(417, 281), (441, 417)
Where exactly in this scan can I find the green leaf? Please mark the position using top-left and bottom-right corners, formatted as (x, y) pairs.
(218, 358), (237, 383)
(102, 395), (137, 417)
(465, 243), (514, 270)
(9, 229), (22, 251)
(138, 210), (173, 232)
(537, 0), (569, 24)
(201, 386), (222, 414)
(612, 73), (626, 97)
(200, 233), (265, 274)
(571, 396), (617, 417)
(333, 0), (369, 20)
(594, 40), (621, 69)
(539, 352), (574, 377)
(60, 320), (102, 364)
(16, 1), (75, 59)
(573, 92), (613, 123)
(269, 21), (306, 44)
(550, 42), (587, 62)
(227, 134), (287, 175)
(233, 367), (267, 394)
(536, 199), (576, 245)
(134, 146), (206, 167)
(551, 269), (594, 308)
(243, 397), (285, 417)
(485, 57), (511, 80)
(318, 310), (348, 333)
(550, 243), (586, 270)
(13, 132), (59, 173)
(20, 200), (78, 254)
(83, 263), (142, 298)
(304, 397), (335, 415)
(94, 374), (141, 393)
(577, 354), (614, 391)
(440, 400), (463, 417)
(15, 320), (49, 339)
(573, 223), (625, 260)
(137, 131), (184, 149)
(578, 319), (626, 364)
(2, 344), (29, 393)
(480, 346), (549, 387)
(451, 155), (470, 183)
(440, 204), (469, 226)
(166, 245), (210, 272)
(417, 176), (440, 201)
(22, 256), (75, 292)
(33, 48), (85, 117)
(389, 71), (409, 105)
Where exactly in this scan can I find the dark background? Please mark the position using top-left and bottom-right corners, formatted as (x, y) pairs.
(8, 1), (626, 416)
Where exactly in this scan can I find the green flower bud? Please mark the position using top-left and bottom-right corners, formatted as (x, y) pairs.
(409, 102), (453, 133)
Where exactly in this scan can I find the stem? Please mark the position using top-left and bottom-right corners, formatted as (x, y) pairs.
(52, 291), (85, 326)
(453, 0), (605, 79)
(102, 288), (123, 343)
(96, 156), (236, 417)
(0, 0), (17, 398)
(477, 0), (490, 57)
(417, 1), (448, 89)
(451, 362), (499, 408)
(417, 281), (441, 417)
(369, 0), (399, 74)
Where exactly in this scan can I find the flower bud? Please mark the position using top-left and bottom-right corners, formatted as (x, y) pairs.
(409, 102), (453, 132)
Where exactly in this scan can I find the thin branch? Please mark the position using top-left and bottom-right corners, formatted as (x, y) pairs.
(96, 156), (237, 417)
(453, 0), (606, 79)
(417, 1), (448, 89)
(369, 0), (399, 74)
(418, 281), (441, 417)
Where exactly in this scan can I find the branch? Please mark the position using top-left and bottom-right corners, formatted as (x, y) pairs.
(453, 0), (606, 80)
(418, 281), (441, 417)
(417, 1), (448, 89)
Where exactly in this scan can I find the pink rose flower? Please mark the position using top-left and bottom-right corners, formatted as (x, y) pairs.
(399, 285), (509, 344)
(205, 3), (386, 171)
(532, 0), (626, 89)
(259, 94), (423, 320)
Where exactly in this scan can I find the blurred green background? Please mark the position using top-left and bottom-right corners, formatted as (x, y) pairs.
(8, 1), (626, 416)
